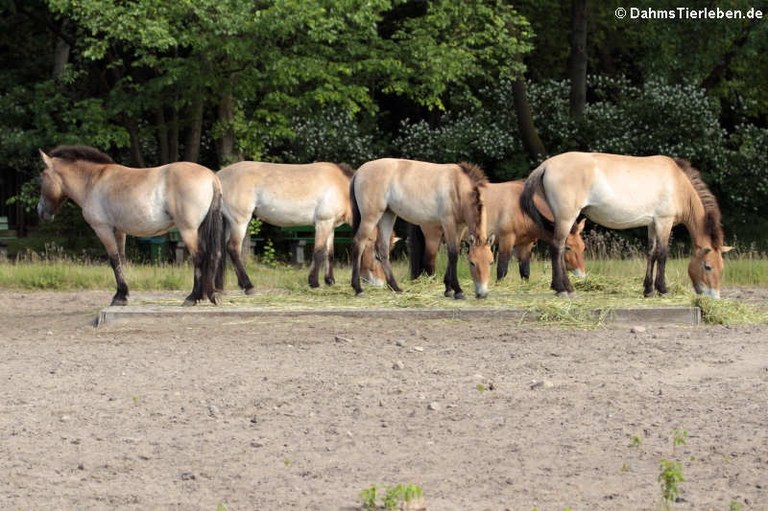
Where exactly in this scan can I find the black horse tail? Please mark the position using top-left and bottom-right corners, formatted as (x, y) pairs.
(349, 172), (361, 238)
(198, 182), (227, 303)
(520, 163), (554, 238)
(408, 222), (427, 279)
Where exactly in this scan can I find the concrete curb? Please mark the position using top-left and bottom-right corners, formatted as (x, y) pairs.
(96, 305), (701, 327)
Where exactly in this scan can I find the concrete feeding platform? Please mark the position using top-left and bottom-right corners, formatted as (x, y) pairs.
(96, 305), (701, 327)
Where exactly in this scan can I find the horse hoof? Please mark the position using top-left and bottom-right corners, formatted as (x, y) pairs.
(309, 282), (320, 289)
(355, 291), (365, 298)
(209, 293), (222, 305)
(454, 292), (465, 300)
(325, 278), (335, 286)
(444, 290), (454, 298)
(643, 291), (655, 298)
(182, 297), (197, 306)
(555, 291), (570, 298)
(110, 298), (128, 307)
(244, 287), (257, 295)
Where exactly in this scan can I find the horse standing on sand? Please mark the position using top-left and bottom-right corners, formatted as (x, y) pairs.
(218, 161), (389, 292)
(521, 152), (731, 298)
(350, 158), (494, 299)
(409, 179), (587, 282)
(37, 145), (226, 306)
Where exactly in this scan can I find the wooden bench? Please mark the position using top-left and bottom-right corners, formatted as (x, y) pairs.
(0, 216), (17, 259)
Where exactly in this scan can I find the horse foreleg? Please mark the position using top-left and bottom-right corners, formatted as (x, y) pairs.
(495, 235), (516, 281)
(115, 229), (127, 266)
(422, 225), (441, 277)
(92, 226), (129, 306)
(445, 247), (463, 299)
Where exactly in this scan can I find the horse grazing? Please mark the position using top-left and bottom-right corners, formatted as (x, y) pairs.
(219, 160), (375, 291)
(37, 145), (225, 306)
(521, 152), (732, 298)
(350, 158), (494, 299)
(409, 180), (586, 282)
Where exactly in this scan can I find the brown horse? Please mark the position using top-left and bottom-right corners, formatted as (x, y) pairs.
(37, 145), (225, 306)
(409, 180), (586, 282)
(218, 160), (387, 291)
(521, 152), (732, 298)
(350, 158), (494, 299)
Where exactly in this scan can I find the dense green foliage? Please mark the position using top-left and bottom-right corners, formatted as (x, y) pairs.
(1, 0), (766, 245)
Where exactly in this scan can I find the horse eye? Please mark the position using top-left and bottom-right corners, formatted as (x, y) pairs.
(564, 246), (572, 252)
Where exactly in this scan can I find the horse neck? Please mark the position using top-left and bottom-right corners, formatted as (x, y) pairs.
(680, 187), (714, 249)
(462, 185), (487, 240)
(56, 161), (101, 207)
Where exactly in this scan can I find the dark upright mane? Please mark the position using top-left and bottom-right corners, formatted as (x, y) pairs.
(457, 162), (489, 242)
(674, 158), (723, 249)
(49, 145), (114, 164)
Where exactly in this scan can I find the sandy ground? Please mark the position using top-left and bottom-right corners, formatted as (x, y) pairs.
(1, 290), (767, 511)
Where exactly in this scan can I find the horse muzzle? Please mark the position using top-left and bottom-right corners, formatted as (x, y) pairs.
(474, 283), (489, 299)
(36, 201), (54, 221)
(698, 287), (721, 299)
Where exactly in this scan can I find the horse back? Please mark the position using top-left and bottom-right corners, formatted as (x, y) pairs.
(218, 161), (351, 226)
(354, 158), (468, 225)
(542, 152), (687, 229)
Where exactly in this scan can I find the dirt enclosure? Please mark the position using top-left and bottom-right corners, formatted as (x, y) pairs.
(1, 290), (767, 511)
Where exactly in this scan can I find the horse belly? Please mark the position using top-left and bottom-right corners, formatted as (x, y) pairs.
(253, 193), (318, 226)
(386, 195), (442, 225)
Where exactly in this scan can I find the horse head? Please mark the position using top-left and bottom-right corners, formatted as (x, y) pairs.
(467, 233), (495, 299)
(564, 218), (587, 277)
(37, 150), (67, 221)
(688, 245), (733, 299)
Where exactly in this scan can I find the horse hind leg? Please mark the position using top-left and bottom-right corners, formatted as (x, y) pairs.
(226, 217), (255, 294)
(549, 221), (575, 297)
(374, 211), (402, 293)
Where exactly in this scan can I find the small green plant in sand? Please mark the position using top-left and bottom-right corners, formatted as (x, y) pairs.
(360, 483), (424, 510)
(658, 458), (685, 508)
(657, 429), (690, 509)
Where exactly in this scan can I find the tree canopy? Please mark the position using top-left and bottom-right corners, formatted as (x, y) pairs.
(1, 0), (766, 243)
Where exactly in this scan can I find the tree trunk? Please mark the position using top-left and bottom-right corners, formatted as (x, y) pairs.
(217, 89), (237, 165)
(155, 108), (170, 164)
(512, 79), (546, 161)
(568, 0), (588, 117)
(125, 117), (145, 167)
(169, 106), (179, 163)
(183, 96), (204, 163)
(52, 22), (70, 80)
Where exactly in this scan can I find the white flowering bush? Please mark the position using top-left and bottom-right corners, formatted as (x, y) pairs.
(393, 111), (519, 166)
(265, 107), (380, 166)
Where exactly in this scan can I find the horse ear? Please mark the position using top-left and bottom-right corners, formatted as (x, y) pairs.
(39, 149), (53, 169)
(468, 234), (476, 245)
(576, 218), (586, 234)
(721, 246), (734, 254)
(487, 233), (496, 246)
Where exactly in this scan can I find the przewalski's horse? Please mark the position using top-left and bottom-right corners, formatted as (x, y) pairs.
(37, 145), (226, 306)
(350, 158), (494, 299)
(218, 161), (365, 291)
(521, 152), (732, 298)
(409, 180), (586, 282)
